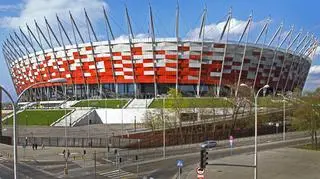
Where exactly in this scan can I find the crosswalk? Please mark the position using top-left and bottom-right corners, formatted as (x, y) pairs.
(100, 169), (135, 178)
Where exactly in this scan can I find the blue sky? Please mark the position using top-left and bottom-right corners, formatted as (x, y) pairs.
(0, 0), (319, 100)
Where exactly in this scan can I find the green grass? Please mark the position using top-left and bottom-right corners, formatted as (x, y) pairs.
(296, 143), (320, 151)
(149, 97), (290, 108)
(258, 97), (288, 108)
(72, 99), (128, 108)
(149, 98), (232, 108)
(4, 109), (71, 126)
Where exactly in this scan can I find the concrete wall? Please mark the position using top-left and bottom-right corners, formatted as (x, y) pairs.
(94, 107), (251, 124)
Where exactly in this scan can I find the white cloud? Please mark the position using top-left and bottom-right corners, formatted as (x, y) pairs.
(114, 33), (150, 41)
(315, 46), (320, 56)
(0, 0), (107, 29)
(186, 18), (261, 40)
(309, 65), (320, 74)
(0, 4), (22, 12)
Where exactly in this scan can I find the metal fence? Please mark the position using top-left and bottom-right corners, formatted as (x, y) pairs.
(17, 136), (139, 148)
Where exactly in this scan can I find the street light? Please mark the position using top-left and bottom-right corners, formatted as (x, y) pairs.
(157, 94), (166, 158)
(0, 77), (67, 179)
(277, 93), (288, 141)
(240, 83), (269, 179)
(97, 90), (109, 158)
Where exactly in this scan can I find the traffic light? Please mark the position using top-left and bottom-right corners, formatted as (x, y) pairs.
(200, 148), (208, 169)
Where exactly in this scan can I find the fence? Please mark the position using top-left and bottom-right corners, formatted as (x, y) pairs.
(17, 136), (139, 148)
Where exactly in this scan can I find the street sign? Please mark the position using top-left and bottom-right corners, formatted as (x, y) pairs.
(196, 167), (205, 175)
(197, 174), (204, 179)
(176, 159), (184, 168)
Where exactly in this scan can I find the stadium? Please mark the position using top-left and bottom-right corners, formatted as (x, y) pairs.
(2, 7), (317, 101)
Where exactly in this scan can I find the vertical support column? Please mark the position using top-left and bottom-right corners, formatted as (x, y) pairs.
(102, 6), (118, 97)
(2, 46), (19, 95)
(175, 3), (180, 95)
(290, 35), (313, 91)
(284, 32), (307, 91)
(65, 13), (88, 99)
(217, 9), (232, 97)
(149, 5), (158, 97)
(84, 9), (101, 97)
(253, 18), (270, 90)
(125, 6), (138, 98)
(266, 23), (284, 87)
(274, 26), (295, 93)
(196, 8), (207, 97)
(235, 14), (252, 97)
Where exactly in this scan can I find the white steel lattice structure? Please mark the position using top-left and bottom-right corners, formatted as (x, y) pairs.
(2, 7), (318, 101)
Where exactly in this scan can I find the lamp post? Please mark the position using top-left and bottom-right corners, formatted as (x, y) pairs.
(157, 94), (166, 158)
(98, 90), (109, 158)
(0, 77), (67, 179)
(240, 83), (269, 179)
(277, 93), (288, 141)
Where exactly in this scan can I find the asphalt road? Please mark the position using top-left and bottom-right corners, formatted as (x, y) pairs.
(0, 160), (56, 179)
(0, 133), (310, 179)
(122, 137), (310, 179)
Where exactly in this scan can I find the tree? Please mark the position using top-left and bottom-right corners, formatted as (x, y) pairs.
(143, 109), (169, 132)
(228, 84), (253, 136)
(166, 88), (188, 144)
(292, 95), (320, 150)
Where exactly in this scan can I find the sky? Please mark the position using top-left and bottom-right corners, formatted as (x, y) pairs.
(0, 0), (319, 100)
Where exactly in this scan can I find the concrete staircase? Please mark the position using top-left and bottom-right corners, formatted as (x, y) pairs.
(126, 98), (154, 109)
(52, 109), (91, 127)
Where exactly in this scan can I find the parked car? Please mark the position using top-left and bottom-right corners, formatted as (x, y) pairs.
(200, 140), (217, 149)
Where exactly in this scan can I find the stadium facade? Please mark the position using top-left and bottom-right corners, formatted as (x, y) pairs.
(2, 7), (317, 101)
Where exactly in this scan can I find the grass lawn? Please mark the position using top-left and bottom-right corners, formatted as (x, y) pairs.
(258, 97), (288, 108)
(296, 143), (320, 151)
(4, 109), (71, 126)
(149, 98), (232, 108)
(72, 99), (128, 108)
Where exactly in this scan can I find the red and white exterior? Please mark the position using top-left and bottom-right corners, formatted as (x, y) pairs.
(5, 38), (312, 98)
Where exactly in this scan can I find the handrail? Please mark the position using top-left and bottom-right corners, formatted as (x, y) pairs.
(71, 108), (95, 127)
(50, 108), (76, 126)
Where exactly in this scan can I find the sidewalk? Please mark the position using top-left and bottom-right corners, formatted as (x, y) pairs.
(0, 131), (309, 163)
(180, 147), (320, 179)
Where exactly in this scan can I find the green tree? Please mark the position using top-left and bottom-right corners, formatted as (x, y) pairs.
(166, 88), (188, 143)
(292, 95), (320, 150)
(228, 84), (254, 136)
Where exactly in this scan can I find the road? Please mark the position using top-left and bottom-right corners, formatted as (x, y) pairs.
(122, 137), (310, 179)
(0, 132), (310, 179)
(0, 159), (56, 179)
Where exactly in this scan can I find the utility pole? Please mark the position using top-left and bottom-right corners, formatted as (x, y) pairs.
(0, 88), (2, 137)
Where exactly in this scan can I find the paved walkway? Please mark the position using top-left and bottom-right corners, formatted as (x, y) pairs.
(182, 147), (320, 179)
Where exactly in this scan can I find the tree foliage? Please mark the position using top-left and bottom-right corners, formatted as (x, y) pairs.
(292, 89), (320, 150)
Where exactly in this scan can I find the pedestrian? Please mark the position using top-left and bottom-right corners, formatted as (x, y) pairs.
(35, 143), (38, 150)
(32, 143), (34, 150)
(41, 143), (44, 150)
